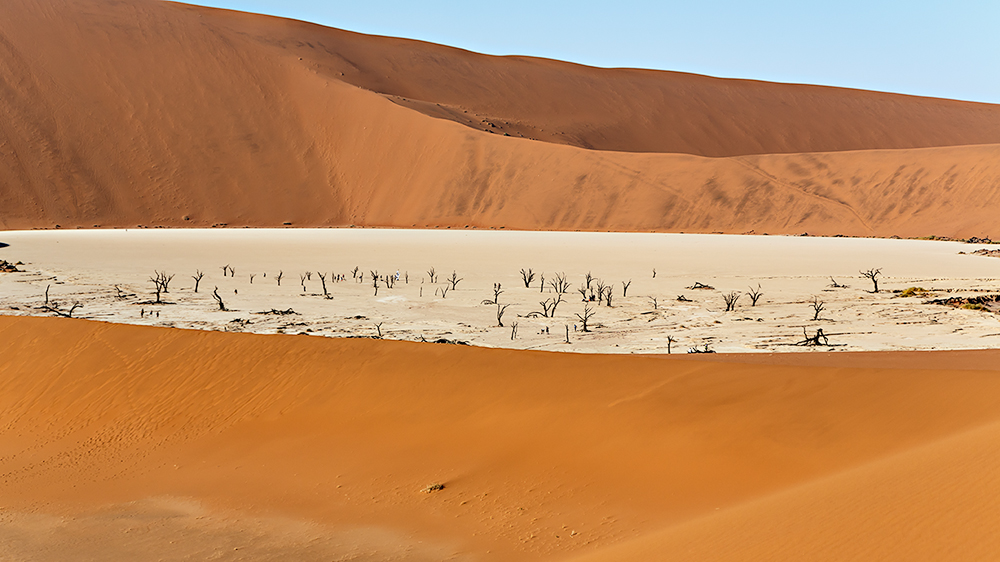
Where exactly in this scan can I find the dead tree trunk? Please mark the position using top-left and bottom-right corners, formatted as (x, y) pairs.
(192, 270), (204, 292)
(575, 304), (596, 332)
(622, 280), (631, 298)
(520, 268), (535, 288)
(497, 303), (511, 327)
(212, 286), (227, 311)
(860, 268), (882, 293)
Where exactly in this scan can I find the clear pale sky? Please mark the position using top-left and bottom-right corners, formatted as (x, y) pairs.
(185, 0), (999, 104)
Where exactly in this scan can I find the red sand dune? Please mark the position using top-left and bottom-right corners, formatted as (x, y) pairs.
(3, 315), (1000, 560)
(0, 0), (999, 237)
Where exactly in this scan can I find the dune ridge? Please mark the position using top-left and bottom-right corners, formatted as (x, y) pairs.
(1, 0), (1000, 237)
(3, 315), (1000, 560)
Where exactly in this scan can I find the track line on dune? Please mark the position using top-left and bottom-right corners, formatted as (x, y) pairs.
(731, 156), (874, 233)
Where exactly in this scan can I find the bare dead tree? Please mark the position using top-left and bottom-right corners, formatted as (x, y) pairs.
(577, 285), (589, 301)
(299, 273), (307, 292)
(447, 271), (463, 290)
(536, 293), (563, 317)
(747, 284), (763, 306)
(318, 272), (329, 297)
(44, 284), (51, 306)
(305, 271), (312, 281)
(510, 322), (518, 340)
(622, 280), (632, 298)
(192, 270), (204, 292)
(676, 295), (692, 302)
(496, 303), (511, 327)
(829, 277), (847, 288)
(222, 264), (230, 277)
(520, 268), (535, 288)
(594, 280), (607, 304)
(149, 271), (173, 303)
(249, 274), (256, 284)
(427, 267), (437, 284)
(575, 304), (596, 332)
(689, 282), (714, 290)
(212, 286), (227, 311)
(372, 274), (379, 297)
(276, 271), (283, 286)
(722, 291), (740, 312)
(585, 271), (594, 290)
(811, 297), (825, 321)
(565, 325), (570, 343)
(229, 266), (236, 278)
(603, 286), (614, 306)
(860, 268), (882, 293)
(549, 272), (570, 294)
(796, 327), (830, 346)
(351, 266), (360, 279)
(439, 285), (449, 298)
(483, 283), (503, 305)
(115, 285), (125, 299)
(652, 268), (656, 278)
(374, 322), (383, 338)
(667, 336), (676, 354)
(649, 296), (658, 310)
(539, 273), (545, 293)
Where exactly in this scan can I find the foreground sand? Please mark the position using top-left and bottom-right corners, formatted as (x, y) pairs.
(3, 315), (1000, 560)
(3, 229), (1000, 353)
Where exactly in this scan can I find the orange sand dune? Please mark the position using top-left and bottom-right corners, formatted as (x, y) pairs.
(3, 315), (1000, 560)
(2, 0), (1000, 237)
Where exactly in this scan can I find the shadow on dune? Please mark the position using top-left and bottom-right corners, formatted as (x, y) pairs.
(0, 242), (9, 248)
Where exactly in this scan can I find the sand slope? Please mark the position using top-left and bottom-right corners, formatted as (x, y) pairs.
(3, 315), (1000, 560)
(2, 0), (1000, 236)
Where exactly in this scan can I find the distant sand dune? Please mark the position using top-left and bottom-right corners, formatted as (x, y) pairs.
(1, 0), (1000, 237)
(4, 315), (1000, 560)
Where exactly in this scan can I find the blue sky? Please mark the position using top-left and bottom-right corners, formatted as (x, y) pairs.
(186, 1), (1000, 104)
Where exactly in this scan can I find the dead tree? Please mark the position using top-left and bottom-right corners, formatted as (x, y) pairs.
(212, 286), (227, 311)
(447, 271), (463, 290)
(652, 268), (657, 278)
(689, 282), (714, 290)
(351, 266), (360, 279)
(667, 336), (676, 354)
(427, 267), (437, 284)
(536, 293), (563, 317)
(622, 280), (632, 298)
(318, 272), (329, 297)
(539, 274), (545, 293)
(860, 268), (882, 293)
(222, 264), (230, 277)
(549, 273), (570, 294)
(45, 284), (51, 306)
(496, 303), (511, 327)
(249, 274), (256, 284)
(829, 277), (847, 288)
(747, 284), (763, 306)
(439, 285), (449, 298)
(577, 285), (589, 301)
(585, 271), (594, 290)
(565, 325), (570, 343)
(374, 322), (383, 338)
(649, 296), (658, 310)
(483, 283), (503, 305)
(115, 285), (125, 299)
(796, 328), (829, 346)
(299, 273), (307, 292)
(192, 270), (204, 292)
(372, 274), (379, 297)
(305, 271), (312, 281)
(520, 268), (535, 288)
(811, 297), (825, 321)
(510, 322), (518, 340)
(575, 304), (596, 332)
(722, 291), (740, 312)
(594, 280), (607, 304)
(676, 295), (692, 302)
(276, 271), (284, 286)
(603, 286), (614, 306)
(149, 271), (173, 303)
